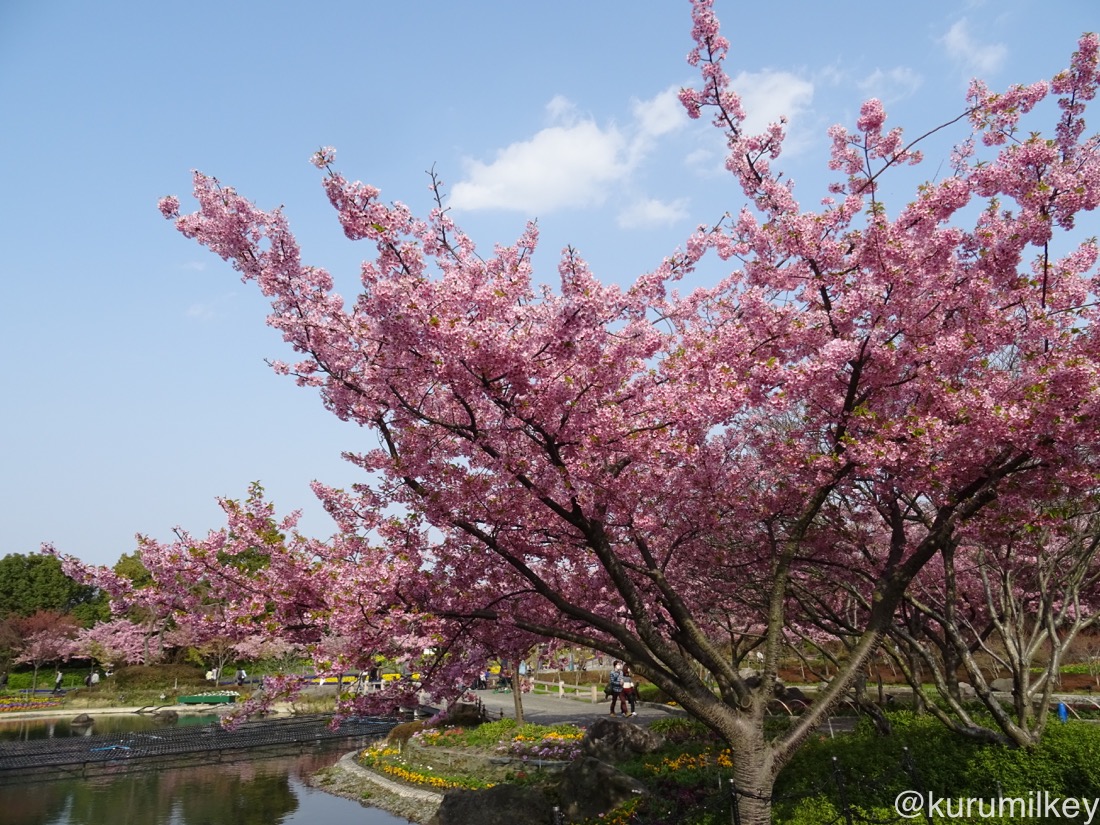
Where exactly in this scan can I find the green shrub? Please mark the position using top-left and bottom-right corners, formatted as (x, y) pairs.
(452, 718), (518, 747)
(1041, 722), (1100, 791)
(774, 712), (1100, 822)
(636, 683), (674, 704)
(960, 722), (1100, 795)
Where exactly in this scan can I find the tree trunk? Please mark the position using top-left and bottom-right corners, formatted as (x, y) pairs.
(512, 667), (525, 725)
(729, 750), (773, 825)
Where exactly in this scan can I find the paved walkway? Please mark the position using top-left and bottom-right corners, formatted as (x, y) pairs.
(472, 688), (682, 727)
(0, 693), (679, 728)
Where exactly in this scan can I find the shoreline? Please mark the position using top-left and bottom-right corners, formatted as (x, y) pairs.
(0, 702), (298, 721)
(310, 750), (442, 825)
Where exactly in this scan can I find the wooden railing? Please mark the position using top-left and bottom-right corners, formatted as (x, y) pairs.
(528, 677), (601, 703)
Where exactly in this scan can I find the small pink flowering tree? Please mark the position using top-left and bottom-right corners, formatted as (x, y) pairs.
(60, 3), (1100, 822)
(67, 618), (153, 672)
(14, 611), (80, 693)
(58, 485), (460, 717)
(231, 635), (301, 671)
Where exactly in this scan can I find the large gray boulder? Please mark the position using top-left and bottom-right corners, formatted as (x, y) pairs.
(991, 678), (1015, 693)
(558, 756), (648, 821)
(428, 784), (556, 825)
(581, 717), (665, 762)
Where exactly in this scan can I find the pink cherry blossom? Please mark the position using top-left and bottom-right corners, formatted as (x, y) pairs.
(63, 7), (1100, 823)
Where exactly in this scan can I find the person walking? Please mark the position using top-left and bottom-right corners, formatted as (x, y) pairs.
(621, 666), (637, 717)
(53, 670), (64, 694)
(607, 660), (625, 715)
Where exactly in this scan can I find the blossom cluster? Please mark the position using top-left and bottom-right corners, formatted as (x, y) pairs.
(58, 0), (1100, 808)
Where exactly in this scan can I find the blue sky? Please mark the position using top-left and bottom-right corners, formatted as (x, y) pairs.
(1, 0), (1095, 568)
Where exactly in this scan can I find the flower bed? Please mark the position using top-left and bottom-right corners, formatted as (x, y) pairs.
(0, 694), (63, 713)
(358, 744), (495, 791)
(497, 728), (583, 762)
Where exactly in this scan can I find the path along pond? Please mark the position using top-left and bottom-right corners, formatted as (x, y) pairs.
(0, 713), (412, 825)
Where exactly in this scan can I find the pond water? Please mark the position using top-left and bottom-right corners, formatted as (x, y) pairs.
(0, 714), (220, 741)
(0, 717), (413, 825)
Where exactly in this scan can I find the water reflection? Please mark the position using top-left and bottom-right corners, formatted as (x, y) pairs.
(2, 739), (412, 825)
(0, 714), (220, 741)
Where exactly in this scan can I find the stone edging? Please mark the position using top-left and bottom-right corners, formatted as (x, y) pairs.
(334, 749), (444, 804)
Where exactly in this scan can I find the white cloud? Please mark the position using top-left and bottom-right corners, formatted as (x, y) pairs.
(632, 86), (687, 140)
(450, 87), (688, 215)
(942, 20), (1007, 75)
(450, 106), (629, 214)
(448, 121), (626, 213)
(858, 66), (923, 103)
(617, 197), (690, 229)
(545, 94), (578, 125)
(730, 70), (814, 137)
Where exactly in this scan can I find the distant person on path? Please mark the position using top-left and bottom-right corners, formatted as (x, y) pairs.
(621, 666), (637, 717)
(90, 670), (100, 686)
(607, 660), (625, 715)
(53, 670), (64, 694)
(236, 668), (247, 686)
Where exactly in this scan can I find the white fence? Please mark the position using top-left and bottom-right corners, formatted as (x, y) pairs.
(529, 678), (601, 703)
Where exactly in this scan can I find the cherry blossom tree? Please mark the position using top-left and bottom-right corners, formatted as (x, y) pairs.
(888, 505), (1100, 746)
(67, 618), (152, 671)
(59, 3), (1100, 821)
(14, 610), (80, 693)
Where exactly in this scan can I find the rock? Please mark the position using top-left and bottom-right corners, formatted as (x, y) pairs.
(581, 717), (665, 763)
(558, 756), (647, 821)
(428, 784), (556, 825)
(70, 714), (93, 727)
(957, 682), (976, 700)
(777, 685), (809, 703)
(991, 678), (1014, 693)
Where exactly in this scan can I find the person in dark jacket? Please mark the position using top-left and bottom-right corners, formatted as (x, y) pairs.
(607, 660), (625, 715)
